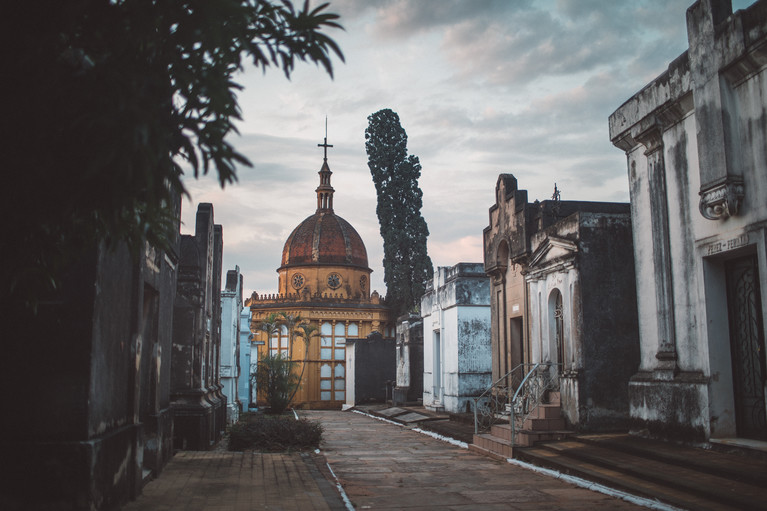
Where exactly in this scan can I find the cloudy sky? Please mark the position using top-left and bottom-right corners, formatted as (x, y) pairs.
(181, 0), (753, 297)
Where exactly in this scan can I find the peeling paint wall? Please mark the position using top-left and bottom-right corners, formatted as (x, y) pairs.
(421, 263), (492, 414)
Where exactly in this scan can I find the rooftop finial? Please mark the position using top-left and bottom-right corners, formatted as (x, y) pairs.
(316, 117), (335, 212)
(318, 116), (333, 161)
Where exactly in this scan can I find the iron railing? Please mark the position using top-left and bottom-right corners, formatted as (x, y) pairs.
(473, 363), (560, 446)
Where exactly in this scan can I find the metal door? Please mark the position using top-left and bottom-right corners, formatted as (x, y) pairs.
(726, 254), (767, 440)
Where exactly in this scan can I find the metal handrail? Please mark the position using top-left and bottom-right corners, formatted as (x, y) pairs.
(473, 362), (561, 445)
(510, 363), (560, 445)
(473, 363), (532, 434)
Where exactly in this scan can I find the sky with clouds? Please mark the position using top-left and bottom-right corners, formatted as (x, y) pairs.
(181, 0), (754, 297)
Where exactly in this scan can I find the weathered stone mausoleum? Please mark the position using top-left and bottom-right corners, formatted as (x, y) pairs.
(609, 0), (767, 442)
(248, 139), (394, 409)
(171, 203), (227, 450)
(2, 197), (236, 509)
(483, 175), (639, 430)
(421, 263), (492, 414)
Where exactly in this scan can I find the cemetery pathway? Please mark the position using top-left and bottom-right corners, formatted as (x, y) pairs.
(306, 409), (646, 510)
(122, 409), (655, 510)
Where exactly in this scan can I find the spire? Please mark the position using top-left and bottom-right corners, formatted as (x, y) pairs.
(316, 118), (335, 212)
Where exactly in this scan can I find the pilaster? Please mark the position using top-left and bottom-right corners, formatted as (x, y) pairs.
(635, 123), (678, 378)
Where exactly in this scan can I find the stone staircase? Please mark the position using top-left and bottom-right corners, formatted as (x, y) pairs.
(470, 391), (572, 460)
(514, 433), (767, 511)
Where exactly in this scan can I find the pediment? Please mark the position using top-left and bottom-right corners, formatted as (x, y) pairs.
(528, 236), (578, 269)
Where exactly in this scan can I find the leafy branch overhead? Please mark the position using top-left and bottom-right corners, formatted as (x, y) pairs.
(5, 0), (344, 310)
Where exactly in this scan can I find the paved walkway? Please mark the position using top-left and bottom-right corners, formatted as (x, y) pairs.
(123, 410), (648, 510)
(122, 450), (346, 510)
(308, 410), (644, 510)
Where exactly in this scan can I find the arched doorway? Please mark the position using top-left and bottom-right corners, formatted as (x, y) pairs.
(548, 289), (564, 374)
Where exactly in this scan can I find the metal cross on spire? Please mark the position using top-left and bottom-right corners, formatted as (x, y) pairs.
(318, 117), (333, 161)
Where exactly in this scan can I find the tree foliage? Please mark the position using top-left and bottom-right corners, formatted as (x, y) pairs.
(365, 109), (433, 316)
(4, 0), (344, 311)
(255, 353), (299, 415)
(287, 322), (319, 403)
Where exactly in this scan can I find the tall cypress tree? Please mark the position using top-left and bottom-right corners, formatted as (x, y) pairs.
(365, 108), (433, 316)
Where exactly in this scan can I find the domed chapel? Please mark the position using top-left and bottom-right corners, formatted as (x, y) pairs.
(247, 135), (394, 409)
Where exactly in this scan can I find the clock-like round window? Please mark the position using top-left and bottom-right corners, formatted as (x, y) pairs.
(327, 272), (342, 289)
(291, 273), (305, 289)
(359, 275), (367, 290)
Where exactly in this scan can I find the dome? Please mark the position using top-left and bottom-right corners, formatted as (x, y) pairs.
(280, 211), (369, 269)
(280, 134), (370, 271)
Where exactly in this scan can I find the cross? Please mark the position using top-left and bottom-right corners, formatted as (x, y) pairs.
(318, 137), (333, 160)
(318, 117), (333, 160)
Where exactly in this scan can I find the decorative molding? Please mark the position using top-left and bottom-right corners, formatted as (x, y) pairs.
(528, 236), (578, 269)
(699, 178), (744, 220)
(635, 122), (664, 155)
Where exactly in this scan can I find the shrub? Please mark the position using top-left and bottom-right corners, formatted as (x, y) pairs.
(255, 352), (299, 414)
(228, 415), (323, 452)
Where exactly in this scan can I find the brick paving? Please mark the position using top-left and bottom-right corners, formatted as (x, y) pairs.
(122, 450), (346, 510)
(123, 410), (648, 510)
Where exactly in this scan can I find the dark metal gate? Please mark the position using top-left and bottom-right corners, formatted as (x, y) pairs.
(726, 254), (767, 440)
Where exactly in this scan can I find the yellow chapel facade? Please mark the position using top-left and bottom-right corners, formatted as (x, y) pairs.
(246, 138), (394, 409)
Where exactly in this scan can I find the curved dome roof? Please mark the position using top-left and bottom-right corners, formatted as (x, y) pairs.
(280, 211), (369, 269)
(280, 138), (369, 270)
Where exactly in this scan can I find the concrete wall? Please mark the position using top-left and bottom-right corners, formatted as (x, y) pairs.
(422, 263), (492, 413)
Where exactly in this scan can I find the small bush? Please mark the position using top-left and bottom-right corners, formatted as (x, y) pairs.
(255, 353), (299, 415)
(228, 415), (323, 452)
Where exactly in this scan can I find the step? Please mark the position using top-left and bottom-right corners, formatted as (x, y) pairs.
(575, 433), (767, 487)
(488, 423), (573, 445)
(523, 417), (565, 431)
(468, 441), (511, 462)
(531, 403), (562, 419)
(515, 429), (573, 447)
(533, 440), (765, 510)
(472, 433), (512, 458)
(514, 446), (737, 511)
(490, 423), (512, 441)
